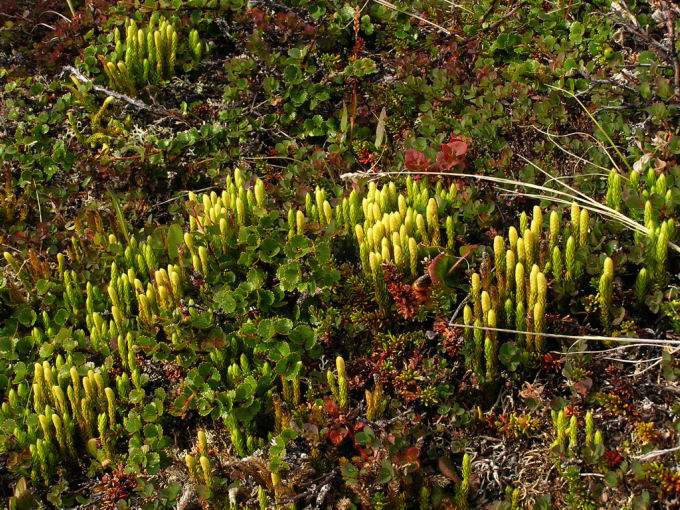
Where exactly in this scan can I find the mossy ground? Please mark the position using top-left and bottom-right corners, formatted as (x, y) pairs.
(1, 0), (680, 509)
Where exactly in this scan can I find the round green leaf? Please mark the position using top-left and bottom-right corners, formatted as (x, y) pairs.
(15, 306), (37, 327)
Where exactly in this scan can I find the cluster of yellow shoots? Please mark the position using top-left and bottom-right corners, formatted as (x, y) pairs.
(83, 237), (188, 369)
(341, 179), (457, 276)
(186, 430), (215, 493)
(99, 14), (203, 97)
(187, 169), (267, 261)
(6, 360), (124, 484)
(79, 171), (268, 368)
(552, 409), (604, 457)
(327, 356), (388, 418)
(284, 177), (459, 307)
(1, 168), (638, 490)
(461, 203), (614, 377)
(607, 167), (675, 301)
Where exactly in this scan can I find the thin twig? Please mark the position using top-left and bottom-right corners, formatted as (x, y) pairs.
(39, 10), (71, 23)
(0, 244), (22, 254)
(602, 356), (662, 365)
(62, 66), (192, 126)
(635, 444), (680, 461)
(441, 0), (474, 14)
(616, 63), (673, 69)
(147, 187), (218, 211)
(546, 85), (632, 171)
(626, 346), (680, 376)
(604, 13), (673, 58)
(453, 323), (680, 347)
(628, 357), (664, 376)
(461, 1), (527, 43)
(282, 470), (337, 504)
(448, 294), (470, 326)
(573, 83), (597, 98)
(374, 0), (464, 40)
(529, 124), (611, 172)
(557, 343), (663, 355)
(592, 104), (652, 115)
(577, 68), (638, 94)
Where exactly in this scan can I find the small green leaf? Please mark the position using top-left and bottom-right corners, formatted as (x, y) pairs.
(290, 324), (314, 347)
(36, 279), (51, 295)
(53, 308), (69, 327)
(258, 318), (275, 340)
(247, 268), (265, 289)
(283, 65), (303, 84)
(190, 311), (213, 329)
(214, 287), (236, 314)
(39, 342), (54, 358)
(427, 253), (458, 290)
(499, 342), (521, 371)
(285, 235), (311, 259)
(141, 403), (159, 422)
(166, 224), (184, 260)
(15, 306), (37, 327)
(374, 107), (386, 149)
(256, 289), (275, 308)
(12, 362), (27, 383)
(569, 21), (585, 44)
(15, 336), (34, 355)
(277, 262), (300, 291)
(144, 423), (162, 440)
(129, 389), (145, 404)
(604, 471), (619, 487)
(232, 399), (260, 422)
(274, 318), (293, 335)
(234, 376), (257, 401)
(125, 411), (142, 433)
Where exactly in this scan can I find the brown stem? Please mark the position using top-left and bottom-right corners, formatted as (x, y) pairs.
(662, 0), (680, 97)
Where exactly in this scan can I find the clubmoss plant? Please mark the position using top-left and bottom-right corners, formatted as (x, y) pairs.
(485, 309), (498, 378)
(200, 455), (213, 490)
(655, 222), (669, 287)
(551, 409), (569, 455)
(3, 251), (32, 291)
(99, 15), (202, 97)
(599, 257), (614, 331)
(365, 375), (387, 421)
(30, 438), (52, 485)
(635, 267), (649, 304)
(455, 453), (472, 510)
(459, 200), (612, 368)
(189, 29), (204, 62)
(337, 356), (349, 409)
(606, 169), (622, 211)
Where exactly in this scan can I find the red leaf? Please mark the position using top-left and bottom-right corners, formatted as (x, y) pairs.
(435, 135), (469, 171)
(404, 149), (429, 172)
(404, 446), (420, 462)
(447, 133), (469, 152)
(328, 427), (349, 446)
(573, 377), (593, 397)
(324, 396), (339, 417)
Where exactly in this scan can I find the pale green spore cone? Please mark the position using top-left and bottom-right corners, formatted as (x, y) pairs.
(599, 257), (614, 331)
